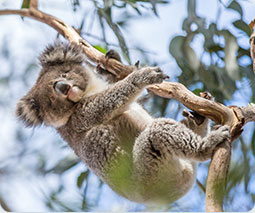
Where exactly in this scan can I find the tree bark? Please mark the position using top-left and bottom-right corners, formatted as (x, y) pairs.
(205, 141), (231, 212)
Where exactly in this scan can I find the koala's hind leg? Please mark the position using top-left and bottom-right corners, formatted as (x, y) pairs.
(133, 118), (230, 177)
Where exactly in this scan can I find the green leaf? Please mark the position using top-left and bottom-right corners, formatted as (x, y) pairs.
(77, 171), (89, 188)
(192, 88), (204, 96)
(220, 72), (237, 99)
(199, 66), (219, 90)
(170, 35), (201, 85)
(183, 42), (200, 72)
(93, 45), (108, 54)
(47, 155), (79, 174)
(169, 36), (185, 60)
(21, 0), (30, 8)
(222, 30), (240, 81)
(208, 23), (217, 33)
(227, 0), (243, 18)
(233, 20), (251, 36)
(207, 44), (223, 53)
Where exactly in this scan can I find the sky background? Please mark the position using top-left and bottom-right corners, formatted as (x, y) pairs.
(0, 0), (255, 211)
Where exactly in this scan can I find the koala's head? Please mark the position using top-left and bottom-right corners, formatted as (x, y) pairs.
(16, 42), (89, 128)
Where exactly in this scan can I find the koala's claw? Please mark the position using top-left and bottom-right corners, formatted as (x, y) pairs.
(164, 74), (170, 80)
(133, 67), (167, 86)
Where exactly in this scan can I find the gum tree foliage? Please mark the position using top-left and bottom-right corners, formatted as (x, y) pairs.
(0, 0), (254, 211)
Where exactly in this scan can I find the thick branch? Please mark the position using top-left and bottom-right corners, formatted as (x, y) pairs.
(149, 82), (246, 141)
(205, 141), (231, 212)
(149, 82), (234, 125)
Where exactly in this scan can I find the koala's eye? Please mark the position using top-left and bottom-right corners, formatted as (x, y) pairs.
(61, 74), (67, 78)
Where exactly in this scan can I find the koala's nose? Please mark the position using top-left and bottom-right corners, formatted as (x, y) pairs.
(54, 81), (71, 95)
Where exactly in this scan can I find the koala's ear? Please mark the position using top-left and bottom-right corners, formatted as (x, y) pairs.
(16, 94), (43, 127)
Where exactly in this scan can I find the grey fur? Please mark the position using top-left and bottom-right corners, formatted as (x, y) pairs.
(16, 42), (231, 206)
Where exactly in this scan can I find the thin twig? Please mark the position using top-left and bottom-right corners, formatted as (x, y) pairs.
(196, 179), (206, 193)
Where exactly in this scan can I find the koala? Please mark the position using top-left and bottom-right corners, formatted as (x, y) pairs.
(16, 42), (230, 206)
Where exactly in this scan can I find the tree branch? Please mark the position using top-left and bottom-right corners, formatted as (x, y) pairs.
(0, 195), (12, 212)
(0, 3), (254, 212)
(205, 141), (231, 212)
(29, 0), (38, 9)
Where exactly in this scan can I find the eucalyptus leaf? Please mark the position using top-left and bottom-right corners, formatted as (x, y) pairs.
(21, 0), (30, 8)
(169, 36), (185, 60)
(47, 155), (79, 174)
(208, 23), (217, 34)
(237, 47), (250, 58)
(192, 88), (204, 96)
(198, 66), (219, 89)
(220, 72), (237, 99)
(77, 171), (89, 188)
(223, 31), (240, 81)
(227, 0), (243, 18)
(233, 20), (251, 36)
(183, 42), (200, 72)
(93, 45), (108, 54)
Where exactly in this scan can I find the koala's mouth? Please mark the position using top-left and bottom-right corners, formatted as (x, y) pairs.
(54, 81), (84, 103)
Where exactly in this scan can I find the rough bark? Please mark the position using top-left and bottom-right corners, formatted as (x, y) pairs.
(0, 1), (255, 211)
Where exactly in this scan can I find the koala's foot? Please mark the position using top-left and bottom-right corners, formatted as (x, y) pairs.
(130, 67), (169, 87)
(206, 125), (231, 146)
(192, 125), (231, 161)
(213, 125), (230, 137)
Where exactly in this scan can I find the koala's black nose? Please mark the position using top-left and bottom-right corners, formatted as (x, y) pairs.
(54, 81), (71, 95)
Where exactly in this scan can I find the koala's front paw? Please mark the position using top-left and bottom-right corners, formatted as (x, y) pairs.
(131, 67), (169, 87)
(211, 125), (231, 144)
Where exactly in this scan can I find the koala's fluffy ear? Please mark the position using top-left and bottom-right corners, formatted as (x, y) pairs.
(39, 42), (85, 66)
(16, 92), (43, 127)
